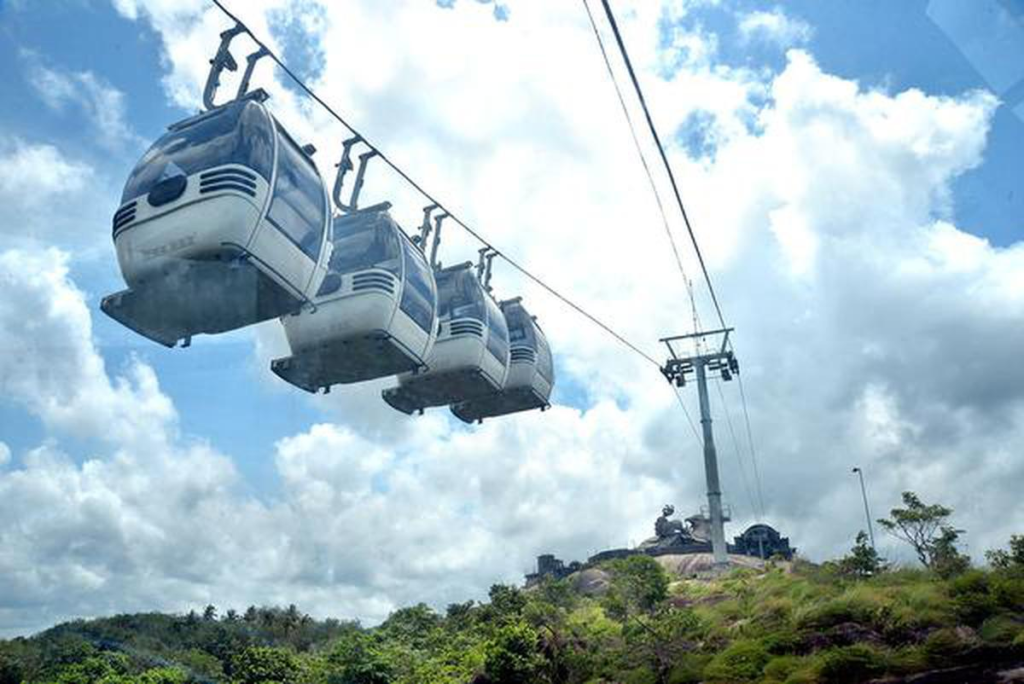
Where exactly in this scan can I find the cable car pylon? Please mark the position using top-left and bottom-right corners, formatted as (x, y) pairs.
(659, 327), (740, 568)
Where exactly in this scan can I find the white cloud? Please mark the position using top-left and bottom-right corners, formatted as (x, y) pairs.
(0, 138), (91, 199)
(0, 246), (685, 636)
(738, 7), (813, 48)
(0, 442), (10, 468)
(0, 138), (118, 254)
(0, 248), (176, 451)
(1, 0), (1022, 637)
(23, 55), (142, 151)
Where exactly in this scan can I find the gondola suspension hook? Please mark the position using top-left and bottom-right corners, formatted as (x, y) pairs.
(203, 24), (246, 111)
(414, 204), (439, 250)
(430, 212), (449, 269)
(236, 46), (270, 100)
(333, 136), (379, 213)
(477, 247), (497, 292)
(484, 250), (497, 293)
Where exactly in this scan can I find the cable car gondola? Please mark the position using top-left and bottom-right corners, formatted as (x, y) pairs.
(100, 31), (331, 347)
(450, 297), (553, 423)
(382, 253), (510, 415)
(270, 139), (439, 392)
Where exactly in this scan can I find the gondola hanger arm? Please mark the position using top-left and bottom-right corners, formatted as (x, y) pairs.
(333, 136), (378, 213)
(203, 24), (246, 111)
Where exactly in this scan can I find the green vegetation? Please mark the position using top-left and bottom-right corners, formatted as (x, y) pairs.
(877, 492), (970, 578)
(2, 497), (1022, 683)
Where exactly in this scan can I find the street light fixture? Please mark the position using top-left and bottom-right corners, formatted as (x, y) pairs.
(851, 466), (876, 551)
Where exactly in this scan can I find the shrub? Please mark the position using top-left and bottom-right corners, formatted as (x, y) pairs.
(986, 534), (1024, 569)
(138, 666), (189, 684)
(759, 629), (801, 655)
(762, 655), (801, 682)
(886, 646), (928, 675)
(753, 597), (795, 627)
(950, 570), (998, 625)
(703, 640), (770, 682)
(978, 615), (1022, 645)
(923, 628), (972, 665)
(992, 573), (1024, 612)
(666, 654), (712, 684)
(622, 667), (658, 684)
(793, 587), (882, 630)
(781, 665), (820, 684)
(838, 532), (886, 578)
(816, 645), (887, 684)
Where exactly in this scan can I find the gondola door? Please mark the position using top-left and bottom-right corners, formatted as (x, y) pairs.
(247, 122), (329, 301)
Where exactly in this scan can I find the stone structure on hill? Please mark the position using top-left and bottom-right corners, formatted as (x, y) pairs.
(732, 523), (794, 560)
(523, 553), (582, 585)
(525, 504), (795, 586)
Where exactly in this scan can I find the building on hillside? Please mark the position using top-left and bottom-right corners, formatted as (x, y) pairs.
(524, 553), (582, 586)
(524, 505), (795, 586)
(732, 523), (795, 560)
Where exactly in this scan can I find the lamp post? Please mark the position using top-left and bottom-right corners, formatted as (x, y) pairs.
(851, 466), (876, 551)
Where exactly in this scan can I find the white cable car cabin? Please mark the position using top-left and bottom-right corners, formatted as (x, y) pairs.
(100, 90), (332, 347)
(271, 202), (438, 392)
(450, 298), (553, 423)
(382, 262), (510, 415)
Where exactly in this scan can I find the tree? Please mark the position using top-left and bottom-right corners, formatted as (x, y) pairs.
(488, 585), (527, 621)
(379, 603), (441, 647)
(623, 607), (701, 682)
(202, 604), (218, 622)
(601, 555), (669, 623)
(483, 621), (543, 684)
(877, 491), (968, 572)
(445, 601), (476, 631)
(326, 631), (394, 684)
(232, 646), (298, 684)
(986, 534), (1024, 570)
(839, 531), (886, 577)
(930, 527), (971, 578)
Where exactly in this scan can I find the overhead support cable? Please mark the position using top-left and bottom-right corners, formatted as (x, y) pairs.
(713, 377), (759, 520)
(736, 373), (766, 518)
(585, 1), (769, 520)
(671, 385), (703, 447)
(595, 0), (728, 332)
(208, 0), (661, 369)
(580, 0), (692, 301)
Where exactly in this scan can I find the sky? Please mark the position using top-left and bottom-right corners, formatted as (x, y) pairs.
(0, 0), (1023, 637)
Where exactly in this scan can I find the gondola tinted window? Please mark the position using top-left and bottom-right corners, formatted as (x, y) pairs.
(537, 332), (554, 382)
(506, 306), (536, 348)
(485, 300), (509, 363)
(329, 216), (401, 276)
(399, 240), (435, 332)
(266, 126), (326, 260)
(121, 101), (273, 203)
(437, 269), (484, 321)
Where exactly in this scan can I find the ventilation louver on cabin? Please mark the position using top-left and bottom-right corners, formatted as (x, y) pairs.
(112, 201), (137, 236)
(351, 271), (396, 294)
(448, 319), (485, 338)
(510, 347), (537, 363)
(199, 168), (257, 197)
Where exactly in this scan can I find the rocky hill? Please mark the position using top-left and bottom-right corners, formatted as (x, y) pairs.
(2, 553), (1023, 684)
